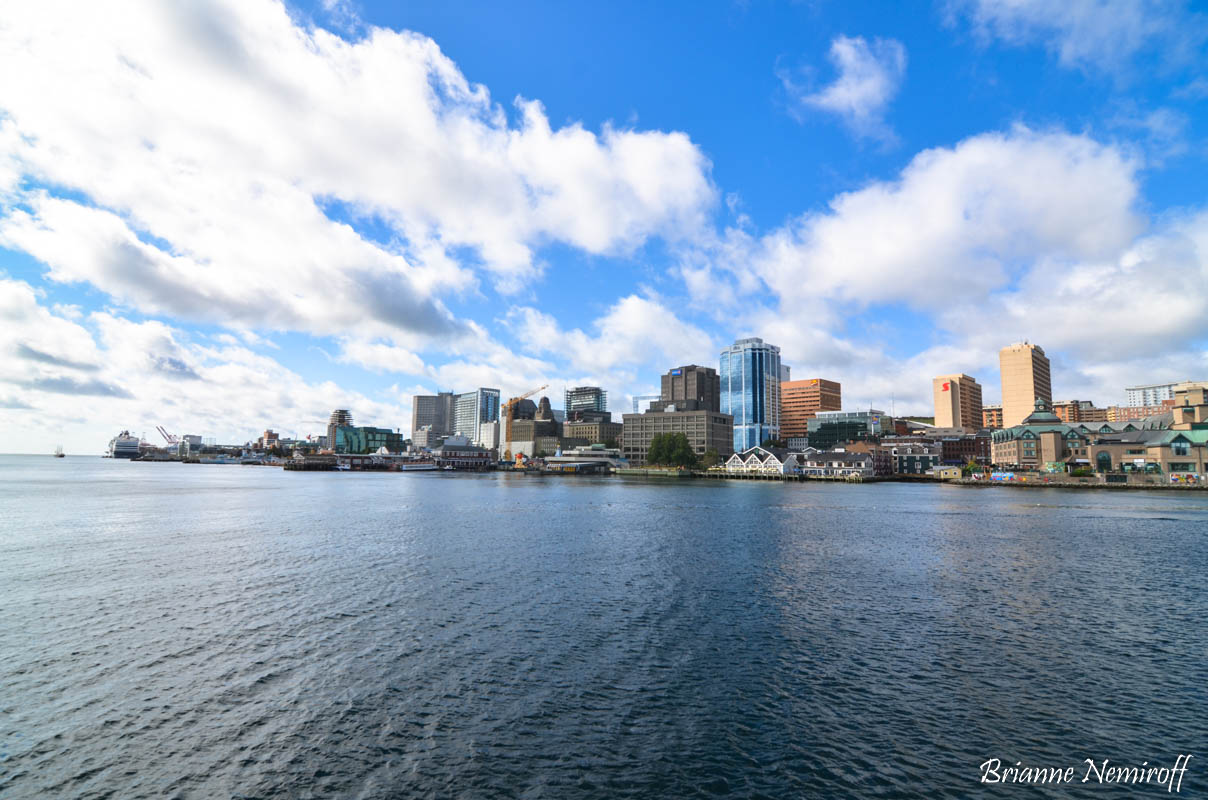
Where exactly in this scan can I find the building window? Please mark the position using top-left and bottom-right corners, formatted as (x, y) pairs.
(1172, 441), (1190, 456)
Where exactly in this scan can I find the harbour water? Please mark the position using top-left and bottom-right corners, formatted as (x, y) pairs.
(1, 455), (1205, 798)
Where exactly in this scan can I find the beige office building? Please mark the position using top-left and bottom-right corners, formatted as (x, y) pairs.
(932, 374), (983, 431)
(999, 343), (1052, 428)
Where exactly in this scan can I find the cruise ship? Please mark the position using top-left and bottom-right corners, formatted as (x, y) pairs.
(106, 431), (141, 459)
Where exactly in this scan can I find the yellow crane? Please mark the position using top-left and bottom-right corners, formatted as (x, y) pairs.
(502, 384), (548, 456)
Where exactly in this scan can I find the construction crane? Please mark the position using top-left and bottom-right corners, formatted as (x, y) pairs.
(156, 425), (179, 445)
(502, 384), (548, 452)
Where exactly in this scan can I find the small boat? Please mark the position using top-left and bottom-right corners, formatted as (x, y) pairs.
(54, 444), (65, 458)
(335, 463), (351, 471)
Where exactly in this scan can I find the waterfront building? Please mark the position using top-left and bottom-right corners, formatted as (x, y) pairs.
(720, 337), (785, 452)
(842, 441), (895, 476)
(999, 342), (1052, 428)
(932, 374), (983, 431)
(982, 404), (1003, 429)
(797, 451), (875, 479)
(621, 408), (733, 467)
(888, 441), (944, 474)
(722, 446), (799, 476)
(806, 410), (894, 450)
(544, 445), (630, 470)
(333, 425), (405, 454)
(661, 365), (721, 412)
(780, 379), (842, 439)
(509, 434), (571, 460)
(940, 433), (992, 466)
(631, 394), (661, 413)
(452, 388), (500, 444)
(432, 437), (492, 470)
(411, 392), (457, 437)
(1082, 389), (1208, 478)
(990, 400), (1088, 470)
(564, 386), (607, 417)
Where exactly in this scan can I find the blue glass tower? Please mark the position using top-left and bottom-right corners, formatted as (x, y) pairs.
(720, 337), (785, 452)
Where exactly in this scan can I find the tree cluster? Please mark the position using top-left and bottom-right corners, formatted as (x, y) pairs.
(646, 432), (698, 468)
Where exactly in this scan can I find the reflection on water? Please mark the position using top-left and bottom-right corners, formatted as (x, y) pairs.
(1, 458), (1205, 798)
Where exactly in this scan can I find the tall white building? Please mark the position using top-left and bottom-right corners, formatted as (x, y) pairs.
(1125, 382), (1178, 407)
(452, 388), (500, 445)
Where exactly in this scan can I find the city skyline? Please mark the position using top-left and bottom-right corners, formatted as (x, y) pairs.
(2, 1), (1207, 453)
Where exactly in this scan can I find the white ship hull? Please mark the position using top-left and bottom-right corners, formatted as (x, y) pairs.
(107, 431), (141, 459)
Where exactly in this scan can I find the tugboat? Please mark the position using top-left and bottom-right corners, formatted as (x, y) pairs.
(53, 444), (65, 458)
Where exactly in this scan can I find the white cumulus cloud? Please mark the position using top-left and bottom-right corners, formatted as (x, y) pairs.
(949, 0), (1207, 75)
(0, 0), (716, 345)
(783, 35), (907, 142)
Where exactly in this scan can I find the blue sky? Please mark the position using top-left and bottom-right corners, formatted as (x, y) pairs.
(1, 0), (1207, 452)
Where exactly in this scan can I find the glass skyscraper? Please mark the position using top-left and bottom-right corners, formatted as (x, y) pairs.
(720, 337), (785, 452)
(564, 386), (607, 417)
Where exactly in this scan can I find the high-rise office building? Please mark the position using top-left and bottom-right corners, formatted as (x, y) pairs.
(780, 379), (841, 438)
(412, 391), (457, 436)
(720, 337), (785, 452)
(564, 386), (607, 419)
(660, 365), (720, 411)
(933, 374), (983, 431)
(452, 388), (500, 444)
(999, 343), (1052, 428)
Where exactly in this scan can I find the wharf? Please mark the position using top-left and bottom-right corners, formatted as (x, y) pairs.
(284, 456), (337, 471)
(696, 472), (882, 482)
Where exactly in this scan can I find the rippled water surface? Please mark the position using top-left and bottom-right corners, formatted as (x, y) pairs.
(1, 455), (1206, 798)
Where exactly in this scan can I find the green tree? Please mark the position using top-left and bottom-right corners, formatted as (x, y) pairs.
(760, 438), (786, 449)
(646, 433), (668, 466)
(603, 437), (619, 450)
(700, 448), (720, 468)
(647, 432), (697, 468)
(667, 433), (698, 468)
